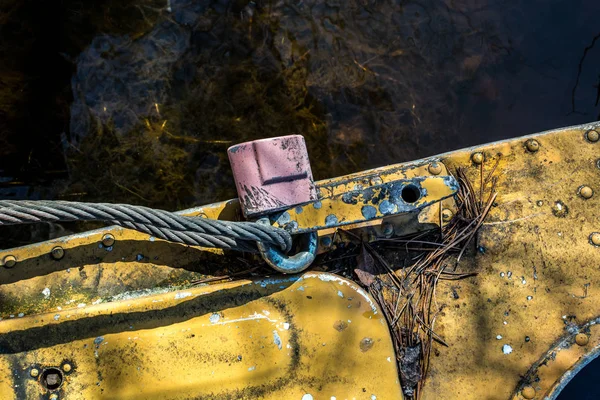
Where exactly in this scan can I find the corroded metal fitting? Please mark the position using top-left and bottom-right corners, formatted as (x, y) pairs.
(578, 185), (593, 199)
(51, 246), (65, 260)
(441, 208), (454, 222)
(525, 139), (539, 152)
(428, 162), (443, 175)
(471, 152), (484, 165)
(102, 234), (115, 247)
(2, 255), (16, 268)
(586, 129), (599, 142)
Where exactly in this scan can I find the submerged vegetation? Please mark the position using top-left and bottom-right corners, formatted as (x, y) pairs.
(2, 0), (558, 209)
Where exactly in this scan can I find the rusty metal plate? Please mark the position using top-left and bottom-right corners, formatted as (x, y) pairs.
(0, 272), (401, 399)
(269, 175), (458, 234)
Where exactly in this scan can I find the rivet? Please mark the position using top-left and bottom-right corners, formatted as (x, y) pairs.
(521, 385), (536, 399)
(382, 223), (394, 237)
(30, 368), (39, 378)
(471, 152), (484, 165)
(578, 186), (593, 199)
(586, 129), (599, 143)
(590, 232), (600, 246)
(575, 333), (589, 346)
(370, 176), (383, 186)
(50, 246), (64, 260)
(2, 255), (16, 268)
(428, 162), (443, 175)
(102, 234), (115, 247)
(62, 363), (72, 373)
(441, 209), (454, 222)
(525, 139), (540, 152)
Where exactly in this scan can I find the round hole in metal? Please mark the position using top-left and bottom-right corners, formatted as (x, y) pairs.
(41, 368), (63, 390)
(401, 184), (421, 203)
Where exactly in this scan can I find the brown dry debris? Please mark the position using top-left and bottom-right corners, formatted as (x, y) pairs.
(355, 163), (499, 399)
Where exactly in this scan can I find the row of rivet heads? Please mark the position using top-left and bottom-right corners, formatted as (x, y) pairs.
(469, 129), (600, 249)
(1, 234), (116, 268)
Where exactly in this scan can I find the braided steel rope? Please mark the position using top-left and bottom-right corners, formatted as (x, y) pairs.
(0, 200), (291, 253)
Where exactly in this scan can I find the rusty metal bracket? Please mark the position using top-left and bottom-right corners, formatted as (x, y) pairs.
(266, 173), (459, 234)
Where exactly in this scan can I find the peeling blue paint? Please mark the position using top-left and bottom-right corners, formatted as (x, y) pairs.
(273, 330), (282, 350)
(325, 214), (339, 226)
(361, 205), (377, 219)
(379, 200), (396, 215)
(276, 212), (291, 225)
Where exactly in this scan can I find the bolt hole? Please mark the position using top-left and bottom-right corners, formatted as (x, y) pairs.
(41, 368), (63, 390)
(401, 184), (421, 203)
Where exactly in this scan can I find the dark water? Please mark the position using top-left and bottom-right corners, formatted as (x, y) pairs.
(1, 0), (600, 396)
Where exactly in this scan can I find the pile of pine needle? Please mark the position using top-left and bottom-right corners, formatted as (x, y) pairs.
(353, 164), (498, 398)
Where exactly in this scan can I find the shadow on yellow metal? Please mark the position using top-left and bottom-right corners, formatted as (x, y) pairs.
(3, 121), (600, 399)
(0, 272), (401, 399)
(423, 122), (600, 400)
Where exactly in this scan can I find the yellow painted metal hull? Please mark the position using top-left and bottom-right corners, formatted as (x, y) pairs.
(2, 122), (600, 399)
(0, 273), (400, 399)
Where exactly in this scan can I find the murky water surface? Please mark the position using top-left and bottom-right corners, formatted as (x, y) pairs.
(2, 0), (600, 208)
(1, 0), (600, 394)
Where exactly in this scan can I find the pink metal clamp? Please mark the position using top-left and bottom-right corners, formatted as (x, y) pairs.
(227, 135), (317, 218)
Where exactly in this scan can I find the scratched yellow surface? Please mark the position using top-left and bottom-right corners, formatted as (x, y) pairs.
(0, 273), (401, 399)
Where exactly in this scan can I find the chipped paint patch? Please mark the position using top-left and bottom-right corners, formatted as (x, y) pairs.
(42, 288), (51, 298)
(305, 272), (379, 313)
(325, 214), (339, 226)
(361, 205), (377, 219)
(210, 312), (279, 326)
(175, 292), (193, 300)
(503, 344), (513, 354)
(209, 313), (221, 324)
(337, 290), (344, 298)
(273, 330), (282, 350)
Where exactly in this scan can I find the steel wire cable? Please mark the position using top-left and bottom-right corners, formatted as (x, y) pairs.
(0, 200), (291, 252)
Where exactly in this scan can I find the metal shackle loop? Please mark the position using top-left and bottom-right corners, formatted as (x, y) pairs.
(257, 230), (318, 274)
